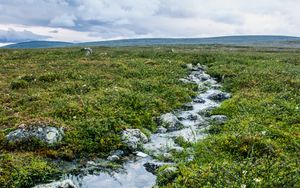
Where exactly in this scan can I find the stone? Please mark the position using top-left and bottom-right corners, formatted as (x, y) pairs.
(121, 129), (148, 151)
(144, 161), (166, 174)
(193, 97), (205, 103)
(198, 106), (216, 116)
(6, 124), (64, 145)
(171, 146), (184, 153)
(33, 179), (77, 188)
(112, 150), (124, 157)
(200, 75), (210, 81)
(185, 63), (205, 71)
(156, 126), (167, 134)
(185, 64), (193, 70)
(135, 151), (148, 158)
(158, 113), (184, 132)
(82, 47), (93, 56)
(163, 153), (173, 160)
(209, 115), (228, 125)
(177, 112), (199, 121)
(182, 102), (193, 111)
(208, 91), (231, 102)
(86, 161), (97, 166)
(107, 155), (120, 161)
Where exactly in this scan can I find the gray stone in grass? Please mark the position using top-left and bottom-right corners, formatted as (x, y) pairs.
(82, 47), (93, 56)
(6, 124), (64, 145)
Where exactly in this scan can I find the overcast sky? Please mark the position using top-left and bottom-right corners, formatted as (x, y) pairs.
(0, 0), (299, 43)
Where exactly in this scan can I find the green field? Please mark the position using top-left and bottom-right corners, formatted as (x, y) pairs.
(0, 46), (299, 187)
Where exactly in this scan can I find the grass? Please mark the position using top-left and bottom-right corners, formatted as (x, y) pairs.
(0, 46), (299, 187)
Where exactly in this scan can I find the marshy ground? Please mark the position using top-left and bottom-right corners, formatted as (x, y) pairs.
(0, 46), (299, 187)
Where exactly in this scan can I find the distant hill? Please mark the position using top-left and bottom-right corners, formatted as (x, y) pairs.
(2, 35), (300, 49)
(2, 41), (73, 49)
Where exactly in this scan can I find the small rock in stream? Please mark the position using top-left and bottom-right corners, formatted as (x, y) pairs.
(107, 155), (120, 161)
(144, 161), (168, 174)
(185, 64), (193, 70)
(33, 179), (77, 188)
(193, 97), (205, 103)
(156, 126), (168, 134)
(182, 102), (193, 111)
(135, 151), (148, 158)
(158, 113), (184, 132)
(177, 112), (199, 121)
(121, 129), (148, 151)
(198, 106), (217, 117)
(163, 153), (173, 160)
(208, 91), (231, 102)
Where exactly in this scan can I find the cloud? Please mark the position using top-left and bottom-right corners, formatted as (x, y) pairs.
(50, 14), (76, 27)
(0, 28), (50, 42)
(0, 0), (299, 41)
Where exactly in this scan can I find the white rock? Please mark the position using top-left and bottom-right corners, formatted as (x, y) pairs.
(121, 129), (148, 151)
(6, 125), (64, 145)
(159, 113), (184, 132)
(136, 151), (148, 158)
(33, 179), (77, 188)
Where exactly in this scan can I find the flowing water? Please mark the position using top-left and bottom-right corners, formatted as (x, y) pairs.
(35, 64), (230, 188)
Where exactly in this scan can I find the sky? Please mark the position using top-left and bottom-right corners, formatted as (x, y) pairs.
(0, 0), (299, 44)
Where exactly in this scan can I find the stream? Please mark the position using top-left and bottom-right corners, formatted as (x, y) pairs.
(34, 64), (230, 188)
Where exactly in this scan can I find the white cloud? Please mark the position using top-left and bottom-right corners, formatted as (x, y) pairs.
(50, 14), (76, 27)
(0, 28), (50, 42)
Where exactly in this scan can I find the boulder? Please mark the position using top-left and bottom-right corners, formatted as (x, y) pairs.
(82, 47), (93, 56)
(135, 151), (148, 158)
(107, 155), (120, 161)
(107, 149), (124, 161)
(6, 124), (64, 145)
(156, 126), (167, 134)
(144, 161), (168, 174)
(158, 113), (184, 132)
(121, 129), (148, 151)
(194, 63), (206, 71)
(177, 112), (199, 121)
(208, 91), (231, 102)
(33, 179), (77, 188)
(185, 64), (193, 70)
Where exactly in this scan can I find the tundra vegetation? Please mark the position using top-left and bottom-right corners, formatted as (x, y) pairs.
(0, 46), (299, 187)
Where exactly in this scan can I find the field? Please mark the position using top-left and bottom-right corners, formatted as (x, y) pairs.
(0, 46), (299, 187)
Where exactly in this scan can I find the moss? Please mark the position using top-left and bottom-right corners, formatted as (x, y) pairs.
(0, 153), (60, 188)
